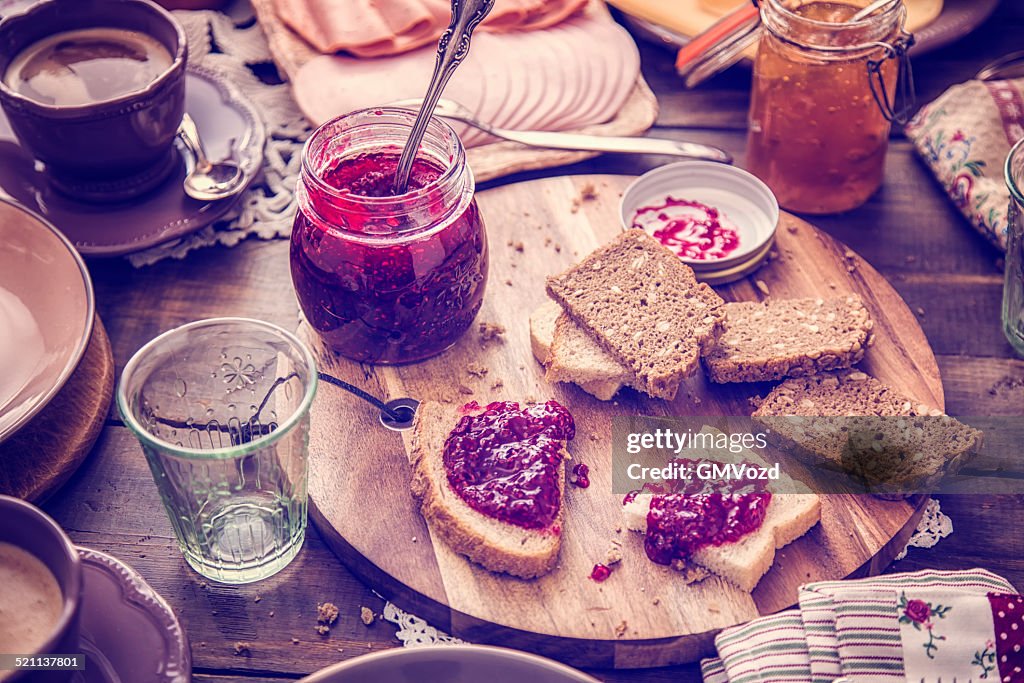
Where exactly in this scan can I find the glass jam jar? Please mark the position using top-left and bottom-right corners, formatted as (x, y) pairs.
(746, 0), (913, 214)
(290, 108), (488, 364)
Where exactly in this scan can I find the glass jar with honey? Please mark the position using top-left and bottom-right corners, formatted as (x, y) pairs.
(746, 0), (914, 214)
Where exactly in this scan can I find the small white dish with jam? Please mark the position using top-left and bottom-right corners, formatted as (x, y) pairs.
(619, 160), (779, 280)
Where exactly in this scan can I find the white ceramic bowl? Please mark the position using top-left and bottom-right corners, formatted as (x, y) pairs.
(0, 200), (94, 442)
(300, 645), (601, 683)
(620, 161), (779, 269)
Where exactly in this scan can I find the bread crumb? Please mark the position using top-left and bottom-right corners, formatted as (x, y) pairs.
(491, 378), (504, 390)
(291, 638), (300, 645)
(269, 611), (274, 617)
(605, 541), (623, 566)
(466, 363), (488, 378)
(254, 595), (262, 603)
(513, 241), (524, 252)
(916, 307), (926, 317)
(570, 198), (581, 213)
(504, 279), (513, 286)
(614, 620), (628, 638)
(458, 384), (474, 395)
(316, 624), (330, 635)
(843, 249), (856, 259)
(786, 224), (799, 234)
(318, 602), (340, 626)
(412, 535), (417, 542)
(478, 321), (506, 346)
(755, 279), (770, 296)
(580, 182), (598, 201)
(360, 606), (375, 626)
(652, 598), (660, 606)
(233, 642), (251, 657)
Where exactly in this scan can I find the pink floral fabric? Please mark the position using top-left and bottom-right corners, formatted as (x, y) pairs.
(905, 78), (1024, 252)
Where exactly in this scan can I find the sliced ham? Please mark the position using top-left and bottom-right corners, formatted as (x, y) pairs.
(291, 9), (640, 148)
(276, 0), (590, 58)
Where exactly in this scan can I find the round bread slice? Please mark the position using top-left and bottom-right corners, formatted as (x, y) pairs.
(408, 400), (567, 579)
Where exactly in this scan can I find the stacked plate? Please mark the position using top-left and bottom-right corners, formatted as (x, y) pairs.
(0, 199), (94, 444)
(620, 161), (779, 285)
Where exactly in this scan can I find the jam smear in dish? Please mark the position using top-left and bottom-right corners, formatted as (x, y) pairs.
(631, 197), (740, 261)
(291, 150), (487, 364)
(443, 401), (575, 530)
(639, 459), (771, 566)
(570, 462), (590, 489)
(590, 563), (612, 582)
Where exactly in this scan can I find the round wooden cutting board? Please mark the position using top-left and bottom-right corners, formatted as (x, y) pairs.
(304, 174), (941, 669)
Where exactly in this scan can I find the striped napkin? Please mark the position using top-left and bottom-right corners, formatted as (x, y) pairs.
(701, 569), (1018, 683)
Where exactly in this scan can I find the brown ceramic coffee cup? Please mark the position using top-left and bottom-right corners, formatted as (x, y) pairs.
(0, 495), (82, 683)
(0, 0), (187, 203)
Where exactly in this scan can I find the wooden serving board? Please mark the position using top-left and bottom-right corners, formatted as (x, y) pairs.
(0, 315), (114, 503)
(304, 175), (941, 669)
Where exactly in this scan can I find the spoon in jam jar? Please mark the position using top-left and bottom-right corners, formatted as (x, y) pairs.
(394, 0), (496, 193)
(178, 113), (247, 202)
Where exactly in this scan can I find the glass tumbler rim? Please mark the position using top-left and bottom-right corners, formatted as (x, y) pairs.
(1006, 138), (1024, 208)
(116, 317), (318, 460)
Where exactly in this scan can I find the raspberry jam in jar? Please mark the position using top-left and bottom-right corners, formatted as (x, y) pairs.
(290, 108), (488, 364)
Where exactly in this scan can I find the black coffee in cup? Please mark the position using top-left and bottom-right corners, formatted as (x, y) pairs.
(3, 27), (173, 107)
(0, 0), (188, 203)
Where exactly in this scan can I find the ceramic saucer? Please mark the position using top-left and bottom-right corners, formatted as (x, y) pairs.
(72, 547), (191, 683)
(0, 65), (265, 257)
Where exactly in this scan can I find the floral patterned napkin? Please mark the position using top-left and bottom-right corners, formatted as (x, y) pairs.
(897, 591), (1024, 682)
(905, 78), (1024, 252)
(700, 569), (1019, 683)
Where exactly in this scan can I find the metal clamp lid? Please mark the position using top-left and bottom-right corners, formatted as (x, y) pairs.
(867, 32), (917, 124)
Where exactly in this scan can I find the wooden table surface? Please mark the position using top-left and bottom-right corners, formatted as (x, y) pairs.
(44, 2), (1024, 681)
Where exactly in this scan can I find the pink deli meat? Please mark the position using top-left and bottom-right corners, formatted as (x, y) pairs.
(291, 7), (641, 147)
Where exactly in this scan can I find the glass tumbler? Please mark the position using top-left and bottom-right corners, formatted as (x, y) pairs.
(117, 318), (318, 584)
(1004, 140), (1024, 355)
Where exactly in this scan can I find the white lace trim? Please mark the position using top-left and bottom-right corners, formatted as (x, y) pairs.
(126, 8), (311, 267)
(383, 500), (953, 647)
(895, 497), (953, 561)
(383, 601), (464, 647)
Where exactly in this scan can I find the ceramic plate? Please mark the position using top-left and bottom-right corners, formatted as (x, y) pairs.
(0, 65), (265, 257)
(300, 646), (600, 683)
(0, 200), (93, 443)
(73, 547), (191, 683)
(623, 0), (1000, 58)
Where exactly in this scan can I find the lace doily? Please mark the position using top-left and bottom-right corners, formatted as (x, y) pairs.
(383, 602), (464, 648)
(895, 497), (954, 561)
(128, 7), (311, 267)
(383, 499), (954, 647)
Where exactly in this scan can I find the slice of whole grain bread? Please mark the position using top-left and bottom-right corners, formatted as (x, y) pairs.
(546, 229), (724, 400)
(704, 296), (874, 383)
(529, 301), (629, 400)
(547, 314), (635, 400)
(752, 370), (981, 493)
(408, 400), (567, 579)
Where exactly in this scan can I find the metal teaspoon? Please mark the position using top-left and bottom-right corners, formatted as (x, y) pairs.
(393, 0), (496, 194)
